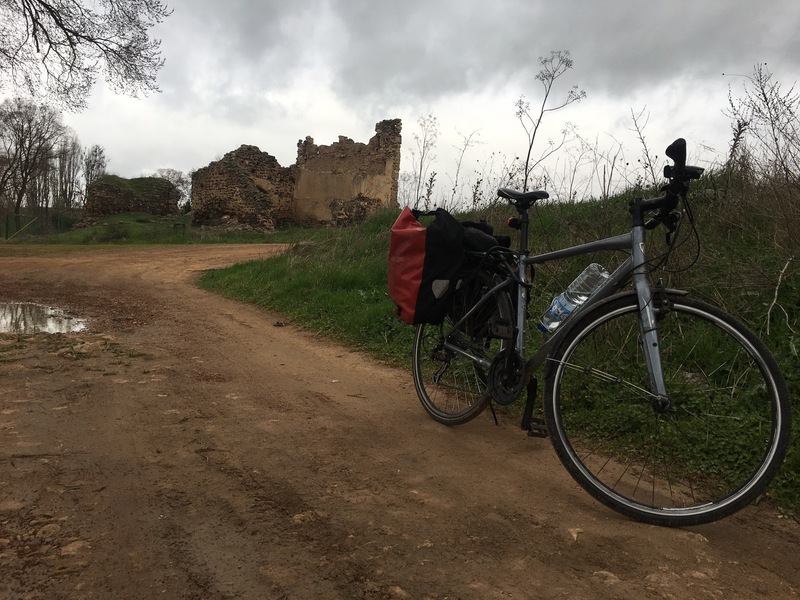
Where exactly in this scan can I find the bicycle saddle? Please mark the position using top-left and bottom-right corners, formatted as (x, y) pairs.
(497, 188), (550, 202)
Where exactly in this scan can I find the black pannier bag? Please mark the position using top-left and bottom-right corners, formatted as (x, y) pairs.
(461, 219), (511, 253)
(388, 207), (465, 325)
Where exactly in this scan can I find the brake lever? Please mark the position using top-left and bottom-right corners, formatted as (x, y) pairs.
(644, 216), (660, 230)
(644, 210), (681, 242)
(663, 212), (681, 245)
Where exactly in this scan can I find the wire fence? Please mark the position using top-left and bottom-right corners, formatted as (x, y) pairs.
(1, 210), (82, 239)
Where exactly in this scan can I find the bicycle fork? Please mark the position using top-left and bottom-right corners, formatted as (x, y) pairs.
(631, 228), (671, 411)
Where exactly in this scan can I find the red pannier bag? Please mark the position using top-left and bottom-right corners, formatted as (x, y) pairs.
(388, 207), (465, 325)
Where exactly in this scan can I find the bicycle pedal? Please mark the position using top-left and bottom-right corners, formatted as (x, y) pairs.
(525, 418), (548, 438)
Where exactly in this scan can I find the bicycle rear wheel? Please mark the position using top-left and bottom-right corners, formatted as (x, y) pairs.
(544, 293), (791, 526)
(412, 273), (513, 425)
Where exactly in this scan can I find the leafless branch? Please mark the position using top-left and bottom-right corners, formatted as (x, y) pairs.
(766, 257), (796, 335)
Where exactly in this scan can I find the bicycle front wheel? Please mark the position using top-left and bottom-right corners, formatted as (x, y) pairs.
(412, 273), (513, 425)
(544, 293), (791, 526)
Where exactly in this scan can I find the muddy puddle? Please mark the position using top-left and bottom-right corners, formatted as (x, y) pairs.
(0, 303), (88, 334)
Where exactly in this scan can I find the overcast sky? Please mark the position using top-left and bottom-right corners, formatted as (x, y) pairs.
(61, 0), (800, 201)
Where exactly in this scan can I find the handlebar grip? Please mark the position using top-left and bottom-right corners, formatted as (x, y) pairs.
(665, 138), (686, 168)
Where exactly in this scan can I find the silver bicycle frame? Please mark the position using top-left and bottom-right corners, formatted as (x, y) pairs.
(518, 224), (668, 399)
(440, 219), (669, 401)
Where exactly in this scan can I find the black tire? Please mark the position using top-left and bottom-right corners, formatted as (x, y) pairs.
(412, 273), (514, 425)
(544, 293), (791, 526)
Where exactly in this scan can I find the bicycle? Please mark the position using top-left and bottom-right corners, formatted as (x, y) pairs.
(410, 138), (792, 527)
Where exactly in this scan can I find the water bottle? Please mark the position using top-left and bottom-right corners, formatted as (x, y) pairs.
(538, 263), (609, 333)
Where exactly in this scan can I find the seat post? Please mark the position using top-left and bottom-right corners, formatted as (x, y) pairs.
(516, 202), (531, 253)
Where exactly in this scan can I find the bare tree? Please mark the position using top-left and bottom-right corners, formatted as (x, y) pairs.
(0, 0), (171, 110)
(0, 97), (65, 227)
(0, 124), (17, 206)
(515, 50), (586, 191)
(150, 166), (190, 209)
(51, 133), (83, 209)
(82, 143), (107, 194)
(21, 151), (51, 213)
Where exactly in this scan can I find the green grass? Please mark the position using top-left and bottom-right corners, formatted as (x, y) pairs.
(96, 174), (172, 197)
(2, 212), (318, 245)
(554, 297), (788, 512)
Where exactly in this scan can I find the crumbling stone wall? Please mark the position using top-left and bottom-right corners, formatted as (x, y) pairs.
(190, 119), (401, 228)
(293, 119), (402, 225)
(85, 175), (179, 218)
(190, 146), (294, 229)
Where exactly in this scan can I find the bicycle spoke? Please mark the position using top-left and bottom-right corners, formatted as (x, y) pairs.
(545, 295), (790, 526)
(412, 272), (512, 425)
(547, 357), (657, 401)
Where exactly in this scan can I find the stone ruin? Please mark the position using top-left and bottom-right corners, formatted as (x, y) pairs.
(84, 175), (179, 218)
(190, 119), (402, 229)
(189, 146), (294, 230)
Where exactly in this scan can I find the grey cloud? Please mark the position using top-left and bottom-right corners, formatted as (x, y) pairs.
(150, 0), (800, 114)
(153, 0), (320, 113)
(324, 0), (800, 102)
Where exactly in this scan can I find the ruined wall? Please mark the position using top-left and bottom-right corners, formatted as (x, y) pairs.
(85, 175), (179, 218)
(190, 146), (294, 229)
(293, 119), (402, 225)
(190, 119), (402, 228)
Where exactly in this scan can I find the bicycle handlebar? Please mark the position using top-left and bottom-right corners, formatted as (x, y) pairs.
(663, 138), (704, 188)
(646, 139), (705, 209)
(629, 139), (705, 232)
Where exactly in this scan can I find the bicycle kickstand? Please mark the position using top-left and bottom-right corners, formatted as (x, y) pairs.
(520, 376), (548, 438)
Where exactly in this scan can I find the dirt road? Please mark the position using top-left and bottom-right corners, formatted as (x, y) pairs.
(0, 245), (797, 600)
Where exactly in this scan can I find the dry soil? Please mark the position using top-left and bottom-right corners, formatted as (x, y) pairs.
(0, 245), (798, 600)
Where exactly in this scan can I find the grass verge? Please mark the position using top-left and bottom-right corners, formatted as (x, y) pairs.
(2, 212), (318, 245)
